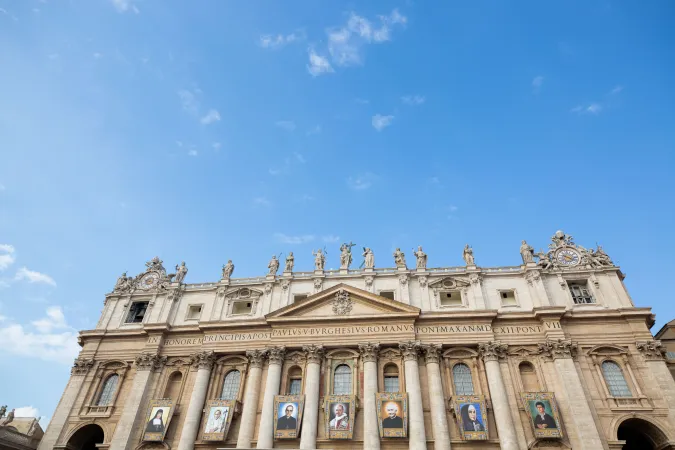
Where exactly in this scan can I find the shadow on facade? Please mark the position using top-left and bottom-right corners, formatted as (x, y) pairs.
(65, 424), (104, 450)
(617, 418), (668, 450)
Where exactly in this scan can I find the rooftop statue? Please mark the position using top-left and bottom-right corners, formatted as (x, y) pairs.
(462, 244), (475, 266)
(285, 252), (295, 272)
(312, 249), (326, 271)
(268, 255), (280, 276)
(339, 242), (355, 269)
(393, 248), (407, 269)
(520, 240), (534, 264)
(222, 260), (234, 279)
(174, 261), (188, 284)
(362, 247), (375, 269)
(414, 246), (427, 269)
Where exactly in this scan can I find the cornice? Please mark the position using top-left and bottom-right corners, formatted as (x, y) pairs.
(266, 312), (420, 325)
(198, 319), (269, 331)
(418, 310), (498, 321)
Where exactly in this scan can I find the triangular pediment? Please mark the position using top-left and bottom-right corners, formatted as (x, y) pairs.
(266, 284), (420, 320)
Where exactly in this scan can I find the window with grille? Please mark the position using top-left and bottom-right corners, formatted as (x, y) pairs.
(220, 370), (241, 400)
(125, 301), (149, 323)
(289, 378), (302, 395)
(383, 364), (400, 392)
(601, 361), (631, 397)
(569, 282), (594, 304)
(96, 374), (119, 406)
(333, 364), (352, 395)
(452, 363), (474, 395)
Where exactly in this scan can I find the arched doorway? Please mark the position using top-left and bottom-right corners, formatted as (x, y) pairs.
(617, 418), (668, 450)
(66, 424), (104, 450)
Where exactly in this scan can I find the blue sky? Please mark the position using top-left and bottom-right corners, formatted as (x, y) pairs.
(1, 0), (674, 424)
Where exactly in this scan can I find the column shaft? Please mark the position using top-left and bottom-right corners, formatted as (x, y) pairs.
(400, 341), (427, 450)
(363, 360), (381, 449)
(176, 367), (212, 450)
(484, 359), (519, 450)
(109, 369), (153, 450)
(426, 361), (450, 450)
(299, 360), (321, 449)
(236, 365), (263, 448)
(257, 347), (285, 449)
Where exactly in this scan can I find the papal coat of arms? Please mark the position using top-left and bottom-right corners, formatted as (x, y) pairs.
(332, 290), (352, 315)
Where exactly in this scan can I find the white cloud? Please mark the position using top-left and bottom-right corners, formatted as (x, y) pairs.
(275, 120), (296, 131)
(372, 114), (394, 131)
(15, 267), (56, 287)
(178, 89), (199, 115)
(401, 95), (425, 105)
(259, 31), (303, 49)
(532, 76), (544, 92)
(253, 197), (272, 207)
(268, 168), (282, 176)
(610, 85), (624, 95)
(306, 125), (322, 136)
(14, 406), (39, 418)
(31, 306), (67, 333)
(347, 172), (377, 190)
(322, 235), (340, 243)
(572, 103), (602, 115)
(0, 244), (16, 270)
(307, 49), (334, 76)
(187, 149), (198, 157)
(293, 152), (306, 164)
(274, 233), (315, 244)
(111, 0), (139, 14)
(0, 307), (80, 364)
(200, 109), (221, 125)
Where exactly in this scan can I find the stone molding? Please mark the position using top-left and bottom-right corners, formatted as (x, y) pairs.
(190, 350), (216, 370)
(135, 352), (168, 371)
(302, 344), (324, 364)
(332, 289), (353, 315)
(399, 340), (422, 361)
(358, 343), (380, 363)
(538, 339), (578, 360)
(266, 346), (286, 365)
(636, 340), (666, 361)
(422, 344), (442, 364)
(478, 341), (508, 362)
(71, 357), (95, 376)
(246, 349), (267, 368)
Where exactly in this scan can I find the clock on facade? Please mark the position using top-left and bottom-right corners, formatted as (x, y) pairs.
(139, 272), (159, 289)
(555, 248), (580, 266)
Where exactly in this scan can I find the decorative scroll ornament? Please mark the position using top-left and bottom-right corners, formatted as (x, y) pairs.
(190, 351), (216, 370)
(264, 283), (273, 296)
(266, 346), (286, 365)
(71, 357), (95, 375)
(332, 289), (353, 316)
(112, 272), (135, 294)
(302, 344), (324, 364)
(166, 286), (184, 302)
(539, 230), (615, 270)
(364, 276), (374, 288)
(246, 349), (267, 368)
(525, 270), (541, 285)
(358, 342), (380, 363)
(636, 340), (666, 361)
(478, 341), (508, 361)
(422, 344), (442, 364)
(418, 276), (428, 288)
(469, 273), (482, 285)
(399, 340), (422, 361)
(313, 278), (324, 292)
(398, 274), (409, 287)
(135, 352), (167, 371)
(131, 256), (172, 292)
(538, 339), (577, 360)
(281, 279), (290, 291)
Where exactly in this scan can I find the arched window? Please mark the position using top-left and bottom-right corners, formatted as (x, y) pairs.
(602, 361), (631, 397)
(163, 371), (183, 400)
(287, 367), (302, 395)
(519, 362), (540, 392)
(220, 370), (241, 400)
(452, 363), (474, 395)
(383, 364), (400, 392)
(96, 374), (119, 406)
(333, 364), (352, 395)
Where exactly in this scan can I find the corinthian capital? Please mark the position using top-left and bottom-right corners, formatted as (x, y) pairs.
(246, 349), (267, 368)
(303, 344), (324, 364)
(71, 357), (95, 376)
(478, 341), (508, 362)
(135, 352), (168, 371)
(538, 339), (577, 360)
(399, 340), (421, 361)
(266, 346), (286, 365)
(190, 350), (216, 370)
(358, 343), (380, 363)
(422, 344), (442, 364)
(636, 340), (666, 361)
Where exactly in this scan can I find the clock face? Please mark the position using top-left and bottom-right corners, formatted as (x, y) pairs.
(139, 272), (159, 289)
(556, 249), (580, 266)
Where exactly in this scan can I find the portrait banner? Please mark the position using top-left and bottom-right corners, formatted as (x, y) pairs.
(324, 395), (355, 440)
(274, 395), (305, 440)
(521, 392), (563, 439)
(142, 399), (174, 442)
(376, 392), (408, 438)
(454, 395), (489, 440)
(202, 399), (236, 441)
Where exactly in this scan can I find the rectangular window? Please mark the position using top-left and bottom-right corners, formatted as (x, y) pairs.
(186, 305), (202, 320)
(232, 301), (253, 315)
(384, 376), (399, 393)
(293, 294), (308, 303)
(569, 282), (594, 304)
(125, 301), (149, 323)
(379, 291), (395, 300)
(500, 290), (517, 306)
(288, 379), (302, 395)
(440, 290), (462, 307)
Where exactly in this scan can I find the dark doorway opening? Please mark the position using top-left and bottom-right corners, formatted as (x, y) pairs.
(617, 418), (667, 450)
(66, 424), (104, 450)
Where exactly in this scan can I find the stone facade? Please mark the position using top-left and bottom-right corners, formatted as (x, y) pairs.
(38, 232), (675, 449)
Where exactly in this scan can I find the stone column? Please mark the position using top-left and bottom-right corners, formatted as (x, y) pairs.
(358, 343), (381, 450)
(423, 344), (450, 450)
(110, 352), (166, 450)
(399, 341), (427, 450)
(38, 358), (94, 450)
(538, 339), (603, 450)
(299, 344), (324, 449)
(637, 341), (675, 415)
(257, 347), (285, 449)
(236, 350), (267, 448)
(478, 341), (519, 450)
(176, 351), (216, 450)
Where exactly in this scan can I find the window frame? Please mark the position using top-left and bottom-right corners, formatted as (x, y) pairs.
(383, 363), (400, 393)
(378, 290), (396, 300)
(442, 348), (482, 400)
(220, 369), (243, 400)
(208, 356), (248, 403)
(124, 300), (150, 324)
(438, 289), (464, 308)
(185, 303), (204, 321)
(377, 348), (405, 394)
(588, 346), (651, 411)
(497, 289), (519, 307)
(324, 349), (359, 397)
(82, 360), (129, 417)
(96, 374), (120, 406)
(450, 362), (475, 396)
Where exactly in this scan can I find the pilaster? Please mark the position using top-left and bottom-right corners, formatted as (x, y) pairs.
(299, 344), (323, 449)
(236, 349), (267, 448)
(423, 344), (450, 450)
(257, 346), (285, 449)
(358, 343), (381, 450)
(176, 351), (216, 450)
(399, 340), (427, 450)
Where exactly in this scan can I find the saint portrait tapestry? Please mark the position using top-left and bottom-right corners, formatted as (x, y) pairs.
(324, 395), (355, 440)
(454, 395), (489, 440)
(376, 392), (408, 438)
(202, 399), (236, 441)
(521, 392), (563, 439)
(142, 399), (174, 442)
(274, 395), (305, 440)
